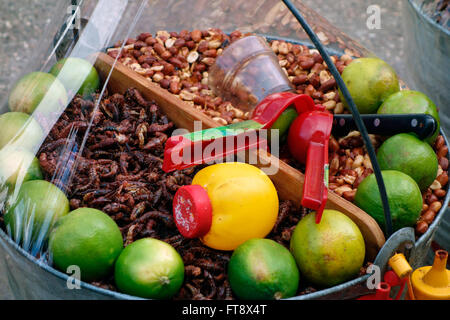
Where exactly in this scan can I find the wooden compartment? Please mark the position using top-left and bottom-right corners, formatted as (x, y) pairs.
(94, 52), (385, 260)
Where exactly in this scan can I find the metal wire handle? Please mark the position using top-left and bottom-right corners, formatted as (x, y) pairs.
(282, 0), (394, 237)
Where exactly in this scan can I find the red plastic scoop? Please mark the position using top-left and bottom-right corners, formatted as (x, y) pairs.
(287, 107), (333, 224)
(163, 92), (333, 222)
(162, 92), (316, 173)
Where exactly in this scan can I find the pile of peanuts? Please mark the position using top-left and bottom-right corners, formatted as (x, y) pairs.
(328, 132), (378, 202)
(418, 135), (449, 235)
(329, 132), (449, 236)
(107, 28), (352, 126)
(108, 28), (448, 237)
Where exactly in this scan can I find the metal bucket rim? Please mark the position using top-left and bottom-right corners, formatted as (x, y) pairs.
(0, 227), (140, 300)
(0, 225), (371, 300)
(1, 127), (447, 300)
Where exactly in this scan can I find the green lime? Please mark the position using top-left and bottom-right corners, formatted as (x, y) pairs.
(8, 72), (68, 114)
(0, 146), (42, 189)
(377, 133), (438, 190)
(270, 106), (298, 141)
(114, 238), (184, 299)
(290, 210), (365, 287)
(0, 112), (43, 150)
(339, 57), (400, 114)
(4, 180), (70, 243)
(50, 58), (100, 97)
(377, 90), (440, 144)
(49, 208), (123, 282)
(228, 238), (299, 300)
(354, 170), (422, 232)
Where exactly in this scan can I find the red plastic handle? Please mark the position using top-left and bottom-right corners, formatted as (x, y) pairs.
(357, 270), (407, 300)
(302, 141), (328, 223)
(251, 92), (318, 128)
(383, 270), (408, 300)
(357, 282), (392, 300)
(288, 109), (333, 223)
(162, 133), (268, 172)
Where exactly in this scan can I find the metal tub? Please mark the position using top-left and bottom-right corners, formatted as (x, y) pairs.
(0, 0), (448, 300)
(1, 128), (448, 300)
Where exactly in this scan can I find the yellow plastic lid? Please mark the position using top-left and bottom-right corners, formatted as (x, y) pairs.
(411, 250), (450, 300)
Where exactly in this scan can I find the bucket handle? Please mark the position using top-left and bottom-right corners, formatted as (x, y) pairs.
(282, 0), (394, 237)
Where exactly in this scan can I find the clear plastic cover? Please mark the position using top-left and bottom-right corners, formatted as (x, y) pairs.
(0, 0), (448, 300)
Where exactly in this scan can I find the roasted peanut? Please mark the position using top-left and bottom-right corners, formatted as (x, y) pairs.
(429, 201), (442, 213)
(137, 32), (152, 41)
(299, 58), (315, 70)
(169, 81), (181, 94)
(153, 43), (165, 56)
(198, 41), (209, 53)
(334, 102), (344, 114)
(439, 157), (449, 171)
(323, 100), (336, 110)
(344, 157), (354, 170)
(319, 78), (336, 92)
(162, 63), (175, 75)
(145, 37), (156, 46)
(342, 190), (356, 202)
(329, 137), (340, 152)
(421, 210), (436, 224)
(160, 50), (172, 60)
(328, 183), (339, 190)
(334, 184), (353, 196)
(152, 72), (164, 82)
(434, 189), (446, 198)
(212, 117), (228, 125)
(416, 221), (428, 234)
(352, 155), (364, 169)
(436, 172), (448, 186)
(191, 30), (202, 42)
(305, 84), (315, 96)
(159, 78), (170, 89)
(292, 74), (308, 85)
(330, 155), (340, 176)
(426, 192), (439, 205)
(434, 135), (445, 150)
(438, 145), (448, 158)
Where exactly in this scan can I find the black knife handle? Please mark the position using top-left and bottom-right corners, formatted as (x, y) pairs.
(332, 114), (437, 140)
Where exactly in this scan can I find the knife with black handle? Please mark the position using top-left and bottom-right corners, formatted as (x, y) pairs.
(332, 114), (437, 140)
